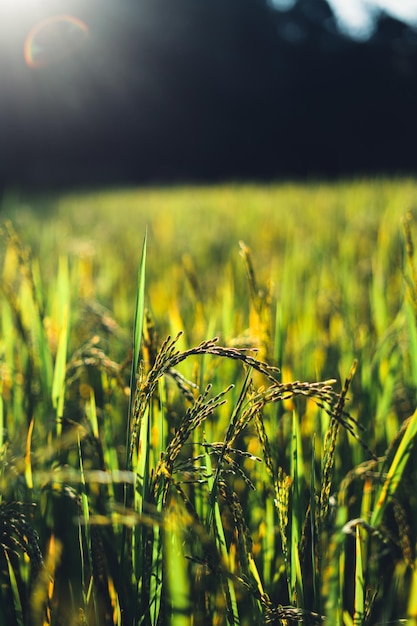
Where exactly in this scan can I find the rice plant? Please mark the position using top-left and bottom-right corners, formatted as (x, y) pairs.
(1, 181), (417, 625)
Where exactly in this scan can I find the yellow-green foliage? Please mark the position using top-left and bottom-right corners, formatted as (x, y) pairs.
(1, 179), (417, 626)
(3, 180), (413, 358)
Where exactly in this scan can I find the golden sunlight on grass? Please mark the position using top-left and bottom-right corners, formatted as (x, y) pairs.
(1, 180), (417, 625)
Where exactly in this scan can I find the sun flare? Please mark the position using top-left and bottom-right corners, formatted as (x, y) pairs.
(0, 1), (89, 69)
(23, 14), (89, 69)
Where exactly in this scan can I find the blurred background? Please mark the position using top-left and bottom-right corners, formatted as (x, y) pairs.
(1, 0), (417, 191)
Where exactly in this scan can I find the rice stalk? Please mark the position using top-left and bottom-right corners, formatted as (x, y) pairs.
(206, 366), (252, 532)
(77, 434), (99, 624)
(239, 241), (273, 362)
(4, 550), (24, 626)
(51, 256), (70, 434)
(353, 525), (365, 626)
(164, 506), (192, 626)
(3, 185), (417, 625)
(290, 409), (304, 608)
(370, 407), (417, 528)
(402, 212), (417, 314)
(128, 229), (148, 434)
(204, 443), (240, 625)
(25, 417), (34, 492)
(310, 436), (319, 616)
(407, 563), (417, 625)
(319, 360), (359, 523)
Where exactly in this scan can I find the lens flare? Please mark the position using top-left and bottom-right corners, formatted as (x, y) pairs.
(24, 14), (89, 69)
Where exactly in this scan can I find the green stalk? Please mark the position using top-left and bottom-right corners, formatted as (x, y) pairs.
(310, 435), (319, 614)
(290, 409), (304, 607)
(205, 446), (240, 625)
(121, 231), (147, 618)
(148, 386), (167, 626)
(206, 366), (252, 532)
(4, 551), (24, 626)
(51, 256), (70, 434)
(371, 406), (417, 528)
(405, 298), (417, 387)
(78, 434), (99, 625)
(0, 378), (3, 452)
(353, 525), (365, 626)
(127, 229), (148, 453)
(165, 510), (191, 626)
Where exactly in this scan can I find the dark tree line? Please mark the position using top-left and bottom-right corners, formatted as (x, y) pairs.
(1, 0), (417, 189)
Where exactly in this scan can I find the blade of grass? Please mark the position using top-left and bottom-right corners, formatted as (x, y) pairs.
(353, 525), (365, 626)
(204, 444), (240, 625)
(407, 563), (417, 625)
(4, 551), (24, 626)
(0, 378), (4, 452)
(148, 379), (170, 626)
(78, 433), (99, 625)
(324, 500), (348, 626)
(51, 256), (70, 435)
(310, 434), (319, 614)
(262, 497), (275, 588)
(26, 255), (54, 417)
(120, 230), (148, 615)
(127, 229), (148, 450)
(131, 401), (151, 621)
(25, 417), (34, 491)
(86, 386), (99, 440)
(405, 298), (417, 387)
(165, 509), (191, 626)
(290, 409), (304, 607)
(371, 406), (417, 528)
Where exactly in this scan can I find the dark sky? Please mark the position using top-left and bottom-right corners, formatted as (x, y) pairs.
(1, 0), (417, 189)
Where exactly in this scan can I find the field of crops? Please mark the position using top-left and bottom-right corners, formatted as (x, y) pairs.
(1, 179), (417, 626)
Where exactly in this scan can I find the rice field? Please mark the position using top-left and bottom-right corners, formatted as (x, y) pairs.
(1, 179), (417, 626)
